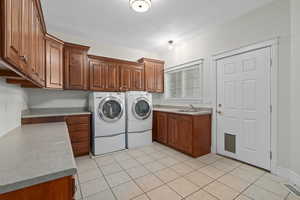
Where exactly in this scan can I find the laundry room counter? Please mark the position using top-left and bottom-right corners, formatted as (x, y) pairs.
(22, 107), (91, 118)
(0, 122), (77, 194)
(153, 105), (212, 116)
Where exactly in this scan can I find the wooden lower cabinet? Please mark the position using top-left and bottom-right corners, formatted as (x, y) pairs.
(153, 111), (211, 157)
(22, 114), (91, 157)
(0, 176), (75, 200)
(155, 112), (168, 144)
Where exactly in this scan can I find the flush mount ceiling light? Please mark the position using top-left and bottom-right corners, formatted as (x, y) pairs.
(129, 0), (151, 13)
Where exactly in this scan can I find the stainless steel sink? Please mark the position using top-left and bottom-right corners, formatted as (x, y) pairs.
(177, 109), (199, 113)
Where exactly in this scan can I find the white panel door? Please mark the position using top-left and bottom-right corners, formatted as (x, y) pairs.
(216, 47), (271, 170)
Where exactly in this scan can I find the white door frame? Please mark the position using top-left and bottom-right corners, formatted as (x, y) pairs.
(211, 38), (279, 173)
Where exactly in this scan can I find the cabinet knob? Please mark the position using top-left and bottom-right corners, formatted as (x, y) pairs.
(20, 55), (28, 63)
(217, 110), (222, 115)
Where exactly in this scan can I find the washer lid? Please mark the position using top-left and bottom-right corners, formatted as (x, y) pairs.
(132, 97), (152, 120)
(98, 96), (124, 122)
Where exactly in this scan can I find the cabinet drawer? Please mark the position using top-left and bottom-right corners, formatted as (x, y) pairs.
(68, 124), (89, 132)
(72, 142), (89, 157)
(69, 131), (89, 143)
(65, 115), (90, 125)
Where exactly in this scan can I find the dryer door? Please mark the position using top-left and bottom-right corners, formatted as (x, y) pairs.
(98, 97), (124, 123)
(132, 97), (152, 120)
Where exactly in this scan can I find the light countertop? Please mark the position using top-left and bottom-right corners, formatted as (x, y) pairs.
(22, 107), (91, 118)
(153, 105), (212, 116)
(0, 122), (77, 194)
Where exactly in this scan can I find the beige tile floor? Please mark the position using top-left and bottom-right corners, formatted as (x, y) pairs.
(75, 142), (297, 200)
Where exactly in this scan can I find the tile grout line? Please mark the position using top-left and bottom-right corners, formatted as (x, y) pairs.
(76, 143), (283, 200)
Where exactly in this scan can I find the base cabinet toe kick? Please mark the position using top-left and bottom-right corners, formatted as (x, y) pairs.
(153, 111), (212, 157)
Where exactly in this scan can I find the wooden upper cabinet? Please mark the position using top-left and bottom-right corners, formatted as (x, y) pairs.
(3, 0), (22, 69)
(88, 55), (120, 91)
(36, 17), (45, 86)
(155, 62), (164, 92)
(138, 58), (165, 93)
(19, 0), (31, 73)
(1, 0), (46, 87)
(45, 34), (64, 89)
(64, 42), (90, 90)
(120, 63), (144, 91)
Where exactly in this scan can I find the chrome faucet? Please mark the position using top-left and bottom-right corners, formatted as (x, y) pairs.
(189, 104), (197, 111)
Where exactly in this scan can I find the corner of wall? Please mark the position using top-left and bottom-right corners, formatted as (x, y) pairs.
(0, 78), (28, 137)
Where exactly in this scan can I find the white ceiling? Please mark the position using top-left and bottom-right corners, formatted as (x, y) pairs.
(41, 0), (274, 51)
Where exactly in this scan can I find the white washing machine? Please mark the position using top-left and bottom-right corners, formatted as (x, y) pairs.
(126, 91), (153, 148)
(89, 92), (126, 155)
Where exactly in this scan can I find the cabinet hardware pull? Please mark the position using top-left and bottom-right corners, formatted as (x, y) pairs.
(20, 55), (28, 63)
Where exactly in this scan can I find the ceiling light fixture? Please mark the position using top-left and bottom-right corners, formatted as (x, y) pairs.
(129, 0), (151, 13)
(168, 40), (174, 50)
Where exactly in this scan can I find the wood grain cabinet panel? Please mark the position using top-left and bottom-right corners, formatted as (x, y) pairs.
(3, 0), (22, 69)
(155, 63), (164, 92)
(120, 64), (132, 91)
(19, 0), (31, 73)
(154, 111), (211, 157)
(138, 58), (164, 93)
(1, 0), (46, 87)
(120, 64), (144, 91)
(0, 176), (75, 200)
(45, 34), (64, 89)
(178, 115), (193, 154)
(88, 56), (120, 91)
(64, 42), (90, 90)
(65, 115), (91, 157)
(167, 114), (179, 148)
(156, 111), (168, 144)
(36, 16), (45, 86)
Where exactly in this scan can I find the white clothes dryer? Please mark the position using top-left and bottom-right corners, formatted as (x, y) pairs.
(89, 92), (126, 155)
(126, 91), (153, 148)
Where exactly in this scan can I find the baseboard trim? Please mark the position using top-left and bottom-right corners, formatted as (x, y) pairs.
(276, 166), (300, 186)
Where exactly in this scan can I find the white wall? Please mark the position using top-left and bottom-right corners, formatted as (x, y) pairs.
(290, 0), (300, 181)
(0, 78), (28, 137)
(26, 89), (89, 109)
(155, 0), (292, 171)
(50, 31), (160, 62)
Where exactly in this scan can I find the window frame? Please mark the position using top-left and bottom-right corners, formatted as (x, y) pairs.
(164, 59), (204, 103)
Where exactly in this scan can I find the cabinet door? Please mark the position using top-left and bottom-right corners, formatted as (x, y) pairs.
(167, 114), (179, 148)
(153, 112), (158, 141)
(46, 38), (63, 89)
(120, 65), (132, 91)
(156, 112), (168, 144)
(4, 0), (22, 68)
(37, 18), (45, 85)
(29, 0), (37, 79)
(19, 0), (30, 73)
(178, 115), (193, 154)
(106, 63), (120, 91)
(155, 63), (164, 93)
(132, 67), (144, 91)
(64, 47), (88, 90)
(89, 59), (107, 91)
(145, 62), (155, 92)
